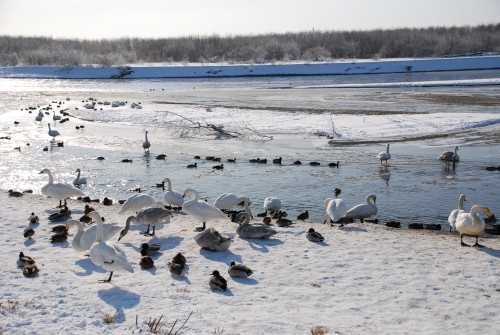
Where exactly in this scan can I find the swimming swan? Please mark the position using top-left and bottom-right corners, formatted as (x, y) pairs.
(376, 144), (391, 166)
(39, 168), (85, 207)
(215, 193), (253, 217)
(89, 211), (134, 282)
(455, 204), (493, 248)
(182, 188), (227, 228)
(162, 177), (184, 208)
(448, 193), (466, 232)
(344, 194), (378, 223)
(68, 219), (122, 252)
(73, 168), (87, 185)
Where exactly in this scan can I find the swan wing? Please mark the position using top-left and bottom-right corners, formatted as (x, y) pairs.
(90, 241), (133, 273)
(214, 193), (238, 210)
(326, 199), (348, 222)
(164, 190), (184, 207)
(119, 194), (156, 214)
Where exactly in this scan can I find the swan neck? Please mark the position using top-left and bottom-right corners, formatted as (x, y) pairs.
(458, 194), (465, 210)
(46, 170), (54, 184)
(95, 214), (104, 242)
(70, 221), (84, 248)
(164, 178), (172, 191)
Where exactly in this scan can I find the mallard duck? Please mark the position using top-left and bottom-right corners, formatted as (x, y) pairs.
(228, 261), (253, 278)
(194, 227), (232, 251)
(139, 249), (155, 270)
(17, 252), (35, 268)
(140, 243), (161, 256)
(48, 206), (71, 221)
(171, 252), (186, 266)
(276, 212), (293, 227)
(29, 212), (40, 224)
(8, 189), (23, 197)
(23, 228), (35, 239)
(297, 210), (309, 221)
(168, 261), (185, 276)
(455, 205), (494, 247)
(376, 144), (391, 166)
(89, 211), (134, 282)
(209, 270), (227, 291)
(262, 216), (272, 225)
(235, 212), (277, 239)
(79, 214), (93, 225)
(306, 228), (324, 242)
(23, 263), (40, 277)
(51, 223), (69, 235)
(50, 231), (68, 243)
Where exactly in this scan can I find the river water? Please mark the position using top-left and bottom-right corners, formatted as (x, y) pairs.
(0, 70), (499, 226)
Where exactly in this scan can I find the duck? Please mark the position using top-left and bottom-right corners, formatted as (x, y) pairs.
(328, 161), (340, 167)
(376, 144), (391, 166)
(344, 194), (378, 223)
(228, 261), (253, 278)
(23, 263), (40, 277)
(39, 168), (86, 208)
(324, 198), (348, 226)
(439, 146), (459, 165)
(309, 161), (320, 166)
(263, 197), (282, 213)
(448, 193), (466, 232)
(117, 216), (139, 241)
(212, 164), (224, 170)
(29, 212), (40, 224)
(139, 248), (155, 270)
(136, 203), (172, 236)
(118, 193), (157, 214)
(47, 123), (60, 140)
(73, 168), (87, 185)
(8, 189), (23, 197)
(293, 160), (302, 165)
(214, 193), (253, 217)
(297, 210), (309, 221)
(263, 216), (272, 225)
(23, 228), (35, 239)
(162, 178), (184, 209)
(51, 223), (69, 235)
(50, 231), (68, 243)
(272, 157), (282, 164)
(140, 242), (161, 256)
(187, 163), (197, 168)
(194, 227), (232, 251)
(455, 205), (494, 247)
(276, 212), (294, 227)
(17, 252), (35, 268)
(227, 158), (236, 163)
(209, 270), (227, 291)
(235, 212), (277, 239)
(143, 130), (151, 152)
(67, 219), (122, 252)
(182, 188), (227, 230)
(306, 228), (325, 242)
(168, 253), (187, 276)
(48, 206), (71, 221)
(84, 204), (95, 215)
(89, 211), (134, 282)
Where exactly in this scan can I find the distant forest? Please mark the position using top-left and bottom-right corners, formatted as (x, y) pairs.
(0, 24), (499, 66)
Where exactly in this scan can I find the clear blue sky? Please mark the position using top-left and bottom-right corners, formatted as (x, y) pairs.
(0, 0), (498, 40)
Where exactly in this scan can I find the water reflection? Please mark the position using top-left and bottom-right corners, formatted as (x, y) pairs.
(379, 166), (390, 186)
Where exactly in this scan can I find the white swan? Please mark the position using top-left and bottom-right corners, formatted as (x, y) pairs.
(52, 111), (62, 121)
(439, 146), (459, 164)
(119, 193), (157, 214)
(47, 123), (60, 140)
(215, 193), (253, 217)
(235, 212), (277, 239)
(68, 219), (122, 252)
(162, 177), (184, 208)
(376, 144), (391, 166)
(182, 188), (227, 228)
(143, 130), (151, 152)
(39, 168), (85, 207)
(455, 204), (493, 247)
(73, 168), (87, 185)
(344, 194), (378, 222)
(324, 198), (348, 225)
(136, 202), (172, 236)
(89, 211), (134, 282)
(263, 197), (282, 213)
(448, 193), (466, 232)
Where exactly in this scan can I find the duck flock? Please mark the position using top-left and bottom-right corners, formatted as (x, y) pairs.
(7, 97), (498, 290)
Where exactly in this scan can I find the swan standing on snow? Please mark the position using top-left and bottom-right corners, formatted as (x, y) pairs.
(376, 144), (391, 166)
(162, 177), (184, 208)
(439, 146), (459, 165)
(39, 168), (85, 208)
(344, 194), (378, 223)
(182, 188), (227, 230)
(52, 111), (62, 121)
(73, 168), (87, 186)
(455, 204), (493, 248)
(136, 202), (172, 236)
(143, 130), (151, 152)
(235, 212), (277, 239)
(67, 219), (122, 252)
(47, 124), (60, 140)
(323, 198), (348, 226)
(89, 211), (134, 282)
(448, 193), (466, 232)
(119, 193), (157, 214)
(215, 193), (253, 217)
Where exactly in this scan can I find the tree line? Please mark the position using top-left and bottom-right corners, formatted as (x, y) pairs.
(0, 24), (498, 66)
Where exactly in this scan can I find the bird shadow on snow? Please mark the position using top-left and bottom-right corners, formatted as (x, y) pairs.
(199, 248), (242, 264)
(24, 239), (36, 247)
(231, 276), (259, 285)
(478, 245), (500, 258)
(98, 287), (141, 323)
(243, 238), (284, 253)
(73, 258), (107, 277)
(338, 225), (368, 233)
(210, 287), (234, 297)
